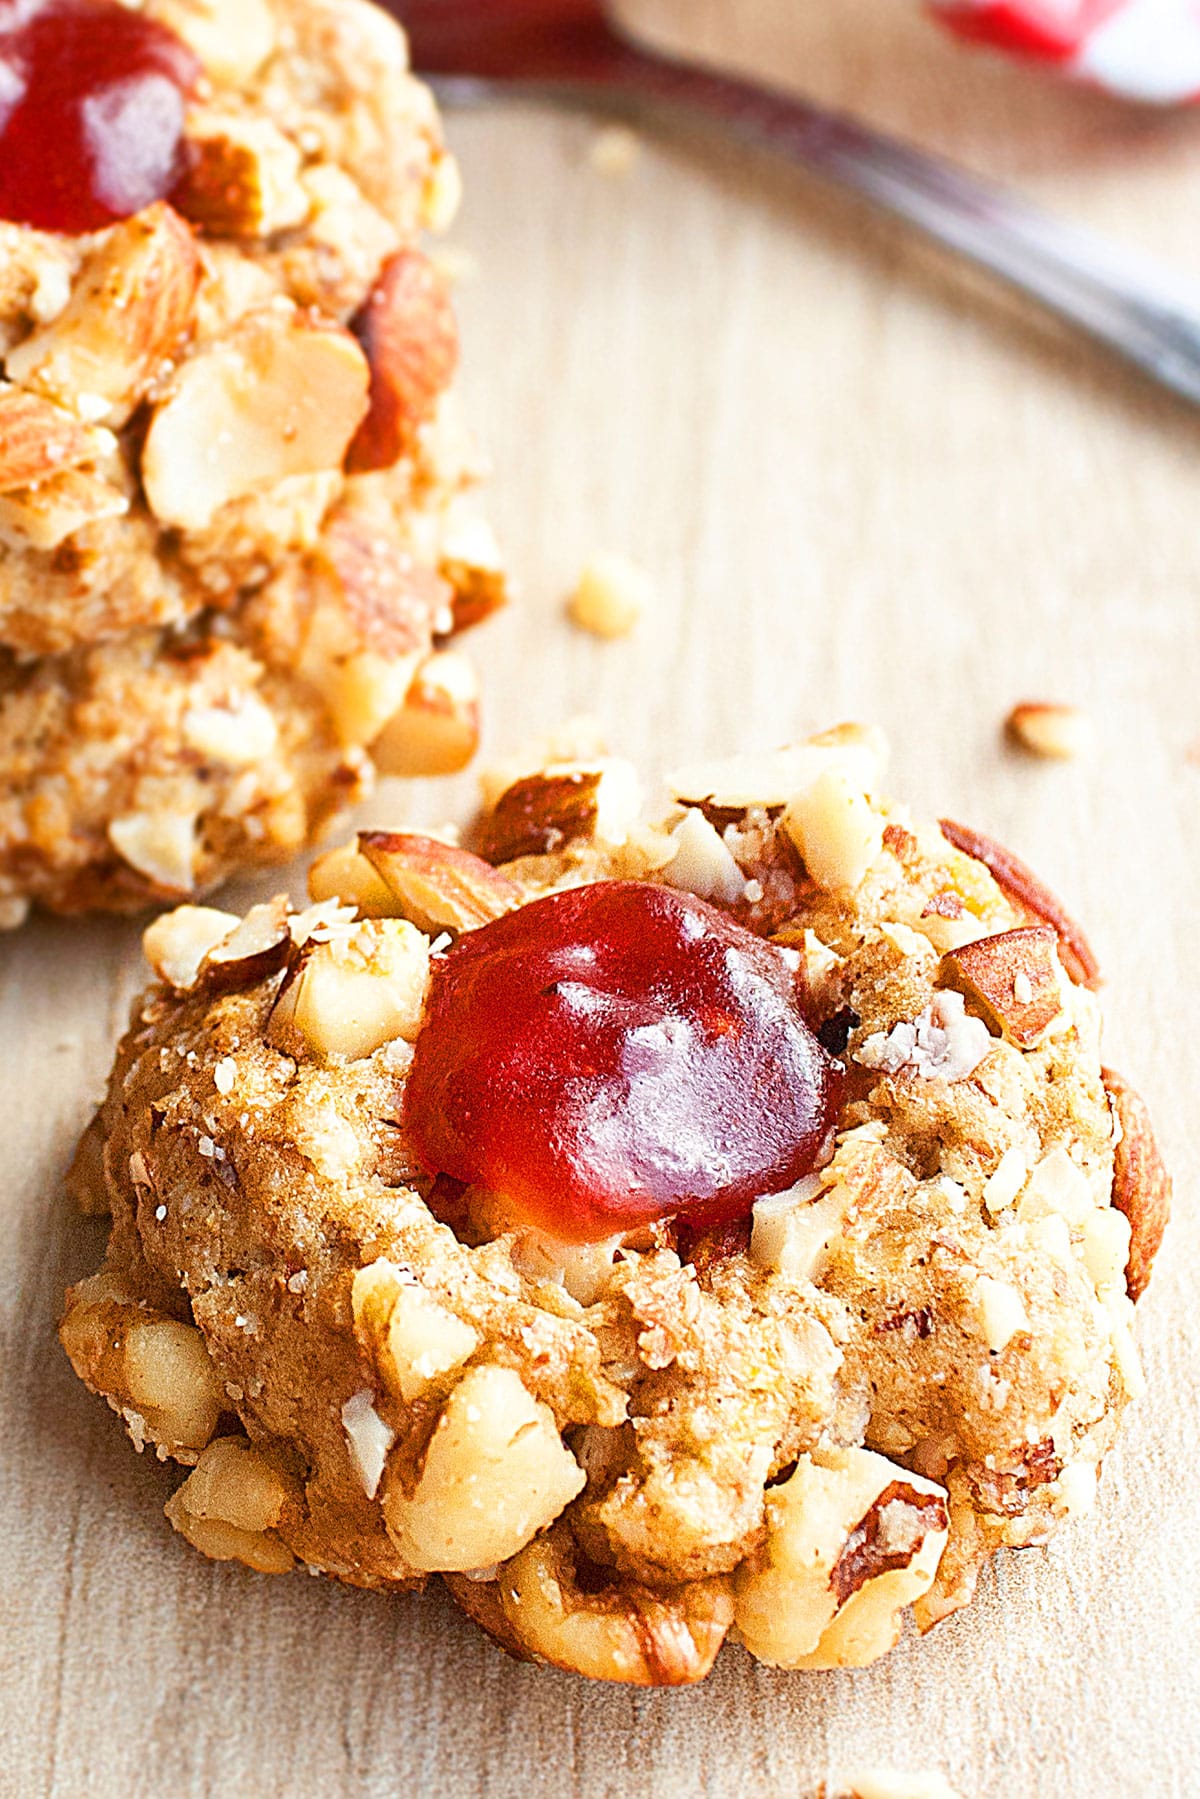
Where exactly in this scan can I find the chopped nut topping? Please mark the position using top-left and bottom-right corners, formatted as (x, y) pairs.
(857, 990), (992, 1084)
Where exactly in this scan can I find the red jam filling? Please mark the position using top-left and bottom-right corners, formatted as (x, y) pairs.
(404, 880), (845, 1244)
(0, 0), (199, 234)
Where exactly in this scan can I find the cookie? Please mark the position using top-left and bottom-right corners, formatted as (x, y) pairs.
(0, 0), (503, 926)
(60, 724), (1168, 1684)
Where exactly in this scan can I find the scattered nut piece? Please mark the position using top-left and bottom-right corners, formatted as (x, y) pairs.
(567, 552), (652, 640)
(733, 1445), (949, 1669)
(588, 124), (642, 178)
(341, 1390), (396, 1500)
(61, 1274), (226, 1459)
(0, 386), (97, 491)
(1017, 1145), (1093, 1228)
(198, 898), (291, 992)
(142, 308), (369, 531)
(347, 249), (458, 473)
(477, 760), (641, 865)
(750, 1175), (848, 1282)
(0, 468), (129, 551)
(495, 1530), (733, 1685)
(267, 919), (430, 1060)
(7, 203), (200, 427)
(1006, 701), (1091, 761)
(973, 1275), (1029, 1353)
(181, 694), (279, 767)
(941, 924), (1063, 1049)
(108, 808), (197, 894)
(175, 109), (310, 239)
(981, 1146), (1027, 1218)
(371, 649), (480, 777)
(165, 1436), (296, 1575)
(1102, 1067), (1171, 1300)
(353, 1260), (478, 1404)
(663, 808), (745, 905)
(857, 990), (992, 1084)
(308, 841), (399, 917)
(669, 727), (886, 815)
(438, 508), (507, 633)
(382, 1364), (585, 1572)
(143, 904), (241, 990)
(358, 832), (521, 934)
(782, 768), (883, 893)
(939, 819), (1100, 990)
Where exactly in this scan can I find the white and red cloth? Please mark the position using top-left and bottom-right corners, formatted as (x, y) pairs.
(929, 0), (1200, 102)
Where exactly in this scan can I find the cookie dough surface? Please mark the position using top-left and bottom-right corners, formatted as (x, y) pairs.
(60, 726), (1169, 1683)
(0, 0), (503, 924)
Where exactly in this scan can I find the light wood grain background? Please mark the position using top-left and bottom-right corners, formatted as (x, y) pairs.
(3, 2), (1198, 1794)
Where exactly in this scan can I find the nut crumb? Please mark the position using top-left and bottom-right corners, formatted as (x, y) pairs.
(588, 124), (641, 178)
(1006, 701), (1091, 761)
(567, 553), (651, 640)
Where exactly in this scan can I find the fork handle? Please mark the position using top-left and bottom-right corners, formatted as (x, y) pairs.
(460, 38), (1200, 406)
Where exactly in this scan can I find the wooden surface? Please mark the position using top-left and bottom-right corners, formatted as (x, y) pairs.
(3, 2), (1198, 1793)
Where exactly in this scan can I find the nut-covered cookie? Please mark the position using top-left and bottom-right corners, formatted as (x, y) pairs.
(61, 725), (1168, 1684)
(0, 0), (504, 927)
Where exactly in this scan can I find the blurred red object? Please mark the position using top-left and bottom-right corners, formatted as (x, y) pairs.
(929, 0), (1200, 100)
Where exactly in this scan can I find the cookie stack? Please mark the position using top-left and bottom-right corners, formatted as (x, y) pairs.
(22, 0), (1170, 1694)
(0, 0), (502, 927)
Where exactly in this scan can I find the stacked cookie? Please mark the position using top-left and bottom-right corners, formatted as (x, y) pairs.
(0, 0), (502, 927)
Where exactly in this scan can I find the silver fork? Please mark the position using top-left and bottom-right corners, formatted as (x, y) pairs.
(387, 0), (1200, 407)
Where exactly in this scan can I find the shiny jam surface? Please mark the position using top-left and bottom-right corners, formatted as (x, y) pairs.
(404, 881), (845, 1244)
(0, 0), (198, 234)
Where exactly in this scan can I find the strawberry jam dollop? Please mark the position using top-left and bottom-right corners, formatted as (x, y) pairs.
(0, 0), (199, 234)
(404, 880), (845, 1244)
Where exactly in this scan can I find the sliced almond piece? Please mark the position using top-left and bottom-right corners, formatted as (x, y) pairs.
(669, 727), (887, 815)
(1102, 1067), (1171, 1301)
(358, 832), (521, 934)
(143, 904), (241, 990)
(0, 388), (97, 492)
(782, 768), (883, 893)
(174, 110), (310, 239)
(347, 249), (459, 473)
(198, 898), (291, 992)
(663, 808), (746, 905)
(371, 649), (480, 777)
(0, 467), (128, 551)
(7, 203), (200, 427)
(938, 819), (1101, 990)
(941, 925), (1063, 1049)
(478, 760), (641, 865)
(142, 308), (369, 531)
(108, 808), (197, 894)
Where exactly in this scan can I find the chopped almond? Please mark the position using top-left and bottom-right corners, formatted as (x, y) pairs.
(941, 925), (1063, 1048)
